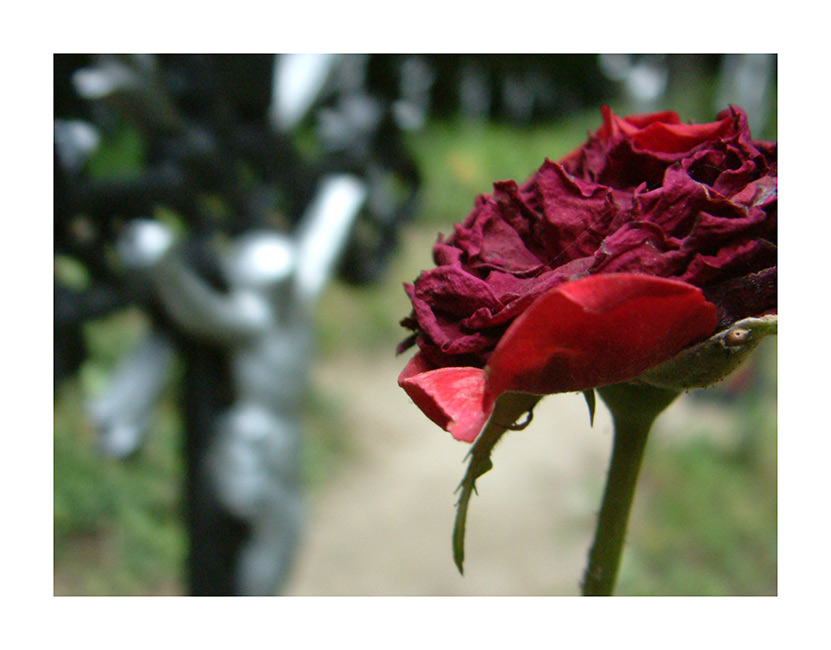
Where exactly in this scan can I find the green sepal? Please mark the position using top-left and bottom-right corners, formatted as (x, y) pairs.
(452, 392), (541, 575)
(637, 315), (777, 391)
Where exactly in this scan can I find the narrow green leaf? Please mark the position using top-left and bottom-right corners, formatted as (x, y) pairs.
(452, 392), (541, 574)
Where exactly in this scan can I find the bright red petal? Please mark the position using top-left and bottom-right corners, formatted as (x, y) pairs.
(598, 105), (736, 153)
(398, 354), (491, 443)
(630, 118), (735, 153)
(483, 273), (717, 408)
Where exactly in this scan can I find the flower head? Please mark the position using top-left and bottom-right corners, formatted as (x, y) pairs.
(398, 106), (776, 442)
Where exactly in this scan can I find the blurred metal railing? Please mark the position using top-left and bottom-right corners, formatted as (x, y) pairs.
(54, 54), (420, 595)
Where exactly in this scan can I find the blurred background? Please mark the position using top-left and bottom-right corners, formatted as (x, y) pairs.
(54, 53), (776, 596)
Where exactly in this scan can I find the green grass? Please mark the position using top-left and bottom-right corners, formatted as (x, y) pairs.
(54, 382), (186, 595)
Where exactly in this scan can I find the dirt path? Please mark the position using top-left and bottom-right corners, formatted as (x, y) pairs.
(283, 352), (616, 596)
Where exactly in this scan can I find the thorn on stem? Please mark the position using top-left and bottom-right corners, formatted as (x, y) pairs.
(502, 407), (534, 431)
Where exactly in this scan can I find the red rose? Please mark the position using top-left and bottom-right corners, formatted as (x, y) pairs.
(398, 106), (776, 442)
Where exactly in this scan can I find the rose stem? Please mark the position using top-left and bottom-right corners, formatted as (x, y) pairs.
(581, 383), (680, 596)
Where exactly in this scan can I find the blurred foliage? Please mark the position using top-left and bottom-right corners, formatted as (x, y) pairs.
(86, 121), (147, 180)
(405, 111), (602, 228)
(54, 81), (776, 594)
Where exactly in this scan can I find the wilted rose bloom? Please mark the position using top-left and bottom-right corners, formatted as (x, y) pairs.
(398, 106), (777, 442)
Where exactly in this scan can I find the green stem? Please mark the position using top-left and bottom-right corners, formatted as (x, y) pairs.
(581, 383), (679, 596)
